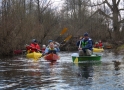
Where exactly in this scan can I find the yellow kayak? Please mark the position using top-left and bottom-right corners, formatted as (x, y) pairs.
(93, 48), (104, 52)
(26, 52), (42, 60)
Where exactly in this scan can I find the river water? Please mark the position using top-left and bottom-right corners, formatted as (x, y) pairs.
(0, 50), (124, 90)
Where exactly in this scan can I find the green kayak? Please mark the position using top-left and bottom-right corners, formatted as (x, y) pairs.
(71, 53), (101, 63)
(73, 61), (102, 66)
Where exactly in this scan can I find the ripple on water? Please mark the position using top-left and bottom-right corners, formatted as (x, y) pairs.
(0, 51), (124, 90)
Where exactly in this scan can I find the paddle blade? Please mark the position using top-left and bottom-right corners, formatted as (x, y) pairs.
(60, 28), (68, 35)
(64, 35), (72, 42)
(74, 57), (78, 64)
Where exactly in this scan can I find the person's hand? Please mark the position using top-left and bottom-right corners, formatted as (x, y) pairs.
(78, 48), (82, 50)
(79, 36), (83, 40)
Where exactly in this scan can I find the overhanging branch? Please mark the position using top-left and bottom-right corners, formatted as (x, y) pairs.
(117, 0), (120, 6)
(104, 0), (113, 11)
(119, 9), (124, 11)
(98, 9), (113, 19)
(119, 19), (124, 23)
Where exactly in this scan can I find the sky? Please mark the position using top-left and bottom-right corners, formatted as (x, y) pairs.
(51, 0), (124, 16)
(51, 0), (64, 10)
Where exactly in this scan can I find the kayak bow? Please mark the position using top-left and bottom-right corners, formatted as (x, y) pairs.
(44, 53), (60, 61)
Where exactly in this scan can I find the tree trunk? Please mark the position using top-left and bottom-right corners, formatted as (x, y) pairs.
(112, 0), (121, 40)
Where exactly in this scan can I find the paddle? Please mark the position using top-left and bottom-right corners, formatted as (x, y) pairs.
(55, 28), (68, 41)
(78, 37), (83, 48)
(60, 35), (72, 44)
(64, 35), (72, 42)
(79, 40), (81, 48)
(60, 28), (68, 35)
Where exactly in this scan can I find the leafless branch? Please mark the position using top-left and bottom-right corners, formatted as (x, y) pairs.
(98, 9), (113, 19)
(104, 0), (113, 11)
(119, 19), (124, 23)
(119, 8), (124, 11)
(90, 2), (105, 7)
(117, 0), (120, 6)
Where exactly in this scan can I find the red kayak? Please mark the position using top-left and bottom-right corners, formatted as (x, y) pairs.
(44, 53), (60, 61)
(14, 50), (23, 55)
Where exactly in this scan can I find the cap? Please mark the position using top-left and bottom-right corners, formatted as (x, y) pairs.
(32, 39), (37, 43)
(84, 32), (88, 36)
(48, 40), (53, 43)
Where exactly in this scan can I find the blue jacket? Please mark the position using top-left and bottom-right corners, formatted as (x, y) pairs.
(77, 38), (93, 50)
(55, 47), (60, 52)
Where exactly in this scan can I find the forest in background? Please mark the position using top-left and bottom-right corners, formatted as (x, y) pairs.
(0, 0), (124, 56)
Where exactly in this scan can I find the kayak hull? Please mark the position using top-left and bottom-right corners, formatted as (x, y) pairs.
(71, 53), (101, 63)
(26, 52), (42, 60)
(93, 48), (104, 52)
(44, 53), (60, 61)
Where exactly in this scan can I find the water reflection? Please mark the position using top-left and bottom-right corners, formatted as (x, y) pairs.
(73, 61), (101, 87)
(113, 61), (121, 71)
(27, 61), (41, 77)
(77, 63), (94, 79)
(1, 52), (124, 90)
(112, 60), (121, 75)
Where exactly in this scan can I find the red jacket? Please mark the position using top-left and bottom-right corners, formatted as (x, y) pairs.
(99, 42), (103, 48)
(26, 43), (40, 52)
(94, 44), (99, 48)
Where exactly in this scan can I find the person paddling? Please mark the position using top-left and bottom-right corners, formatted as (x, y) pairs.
(98, 40), (103, 48)
(44, 42), (58, 55)
(47, 40), (60, 52)
(77, 33), (93, 56)
(26, 39), (41, 53)
(94, 42), (99, 48)
(94, 40), (103, 48)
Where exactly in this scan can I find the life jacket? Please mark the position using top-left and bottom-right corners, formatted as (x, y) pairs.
(26, 43), (40, 52)
(99, 42), (103, 48)
(80, 38), (92, 50)
(82, 40), (88, 48)
(49, 47), (55, 50)
(48, 47), (56, 54)
(94, 44), (99, 48)
(81, 38), (92, 47)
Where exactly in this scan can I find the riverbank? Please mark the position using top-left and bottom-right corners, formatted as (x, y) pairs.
(117, 44), (124, 54)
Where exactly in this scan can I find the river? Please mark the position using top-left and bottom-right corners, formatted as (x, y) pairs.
(0, 50), (124, 90)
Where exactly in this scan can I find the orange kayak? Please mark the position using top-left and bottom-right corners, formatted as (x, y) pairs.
(44, 53), (60, 61)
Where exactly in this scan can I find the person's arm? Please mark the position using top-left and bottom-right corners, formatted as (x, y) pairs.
(44, 48), (49, 54)
(52, 48), (57, 54)
(55, 42), (60, 47)
(56, 47), (60, 52)
(36, 44), (41, 51)
(76, 40), (81, 46)
(54, 48), (57, 52)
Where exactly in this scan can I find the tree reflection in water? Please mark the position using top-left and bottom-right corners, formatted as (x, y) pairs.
(78, 63), (94, 79)
(112, 60), (121, 75)
(76, 61), (101, 84)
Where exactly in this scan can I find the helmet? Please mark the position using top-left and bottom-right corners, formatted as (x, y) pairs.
(84, 32), (88, 36)
(42, 44), (46, 48)
(48, 40), (53, 43)
(95, 42), (98, 44)
(32, 39), (37, 43)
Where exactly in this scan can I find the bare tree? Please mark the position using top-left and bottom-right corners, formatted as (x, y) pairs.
(91, 0), (124, 40)
(0, 0), (60, 56)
